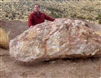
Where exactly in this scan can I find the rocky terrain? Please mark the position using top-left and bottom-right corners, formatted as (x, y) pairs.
(1, 0), (101, 24)
(10, 18), (101, 63)
(0, 19), (101, 78)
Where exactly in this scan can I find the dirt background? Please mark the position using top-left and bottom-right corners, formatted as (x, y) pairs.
(0, 19), (101, 78)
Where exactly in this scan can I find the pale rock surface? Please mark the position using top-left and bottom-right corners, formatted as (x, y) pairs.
(9, 18), (101, 63)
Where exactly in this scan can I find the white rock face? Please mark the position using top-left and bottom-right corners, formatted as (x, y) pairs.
(9, 18), (101, 63)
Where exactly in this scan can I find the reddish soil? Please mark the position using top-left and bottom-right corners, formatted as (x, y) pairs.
(0, 19), (101, 78)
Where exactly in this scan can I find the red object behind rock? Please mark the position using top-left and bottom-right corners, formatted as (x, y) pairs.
(28, 12), (55, 27)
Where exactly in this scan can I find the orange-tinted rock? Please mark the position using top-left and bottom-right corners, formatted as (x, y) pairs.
(9, 18), (101, 63)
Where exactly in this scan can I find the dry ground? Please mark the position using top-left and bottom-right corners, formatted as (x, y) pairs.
(0, 19), (101, 78)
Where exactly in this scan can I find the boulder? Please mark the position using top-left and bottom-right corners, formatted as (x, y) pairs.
(9, 18), (101, 63)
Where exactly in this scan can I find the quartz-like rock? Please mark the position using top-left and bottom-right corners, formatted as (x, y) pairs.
(9, 18), (101, 63)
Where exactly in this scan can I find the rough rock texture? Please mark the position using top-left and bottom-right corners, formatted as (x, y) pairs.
(9, 18), (101, 63)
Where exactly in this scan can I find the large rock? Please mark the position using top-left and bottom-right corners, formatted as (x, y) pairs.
(9, 18), (101, 63)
